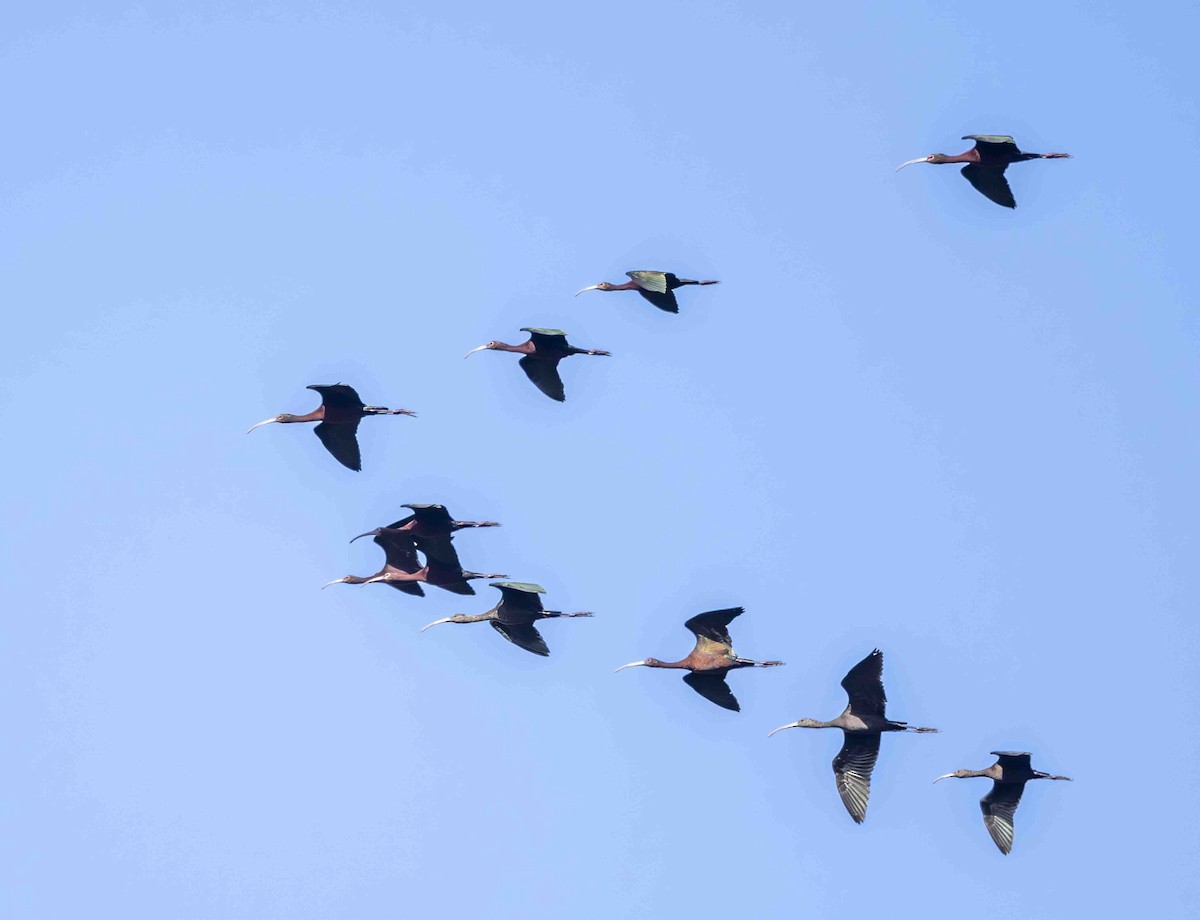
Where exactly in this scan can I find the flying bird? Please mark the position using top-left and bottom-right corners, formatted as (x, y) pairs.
(769, 649), (938, 823)
(614, 608), (783, 712)
(352, 504), (499, 565)
(934, 751), (1071, 854)
(322, 527), (425, 597)
(247, 384), (416, 471)
(421, 581), (593, 656)
(896, 135), (1071, 209)
(464, 328), (610, 402)
(576, 271), (719, 314)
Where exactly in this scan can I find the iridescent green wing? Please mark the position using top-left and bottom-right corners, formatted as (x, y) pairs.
(627, 271), (679, 313)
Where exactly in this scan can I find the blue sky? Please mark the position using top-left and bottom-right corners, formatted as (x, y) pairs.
(4, 2), (1198, 917)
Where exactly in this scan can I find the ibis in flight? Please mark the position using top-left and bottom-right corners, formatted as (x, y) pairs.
(769, 649), (938, 823)
(420, 581), (593, 656)
(934, 751), (1071, 854)
(614, 608), (783, 712)
(322, 526), (425, 597)
(465, 328), (610, 402)
(352, 504), (499, 565)
(576, 271), (719, 314)
(247, 384), (416, 471)
(896, 135), (1071, 209)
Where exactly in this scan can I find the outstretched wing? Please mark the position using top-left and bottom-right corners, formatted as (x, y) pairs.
(490, 619), (550, 656)
(684, 607), (743, 657)
(832, 732), (881, 824)
(313, 420), (362, 471)
(375, 532), (421, 572)
(413, 532), (459, 565)
(627, 272), (679, 313)
(980, 781), (1025, 854)
(963, 134), (1020, 155)
(308, 384), (365, 411)
(382, 578), (425, 598)
(841, 649), (887, 718)
(682, 671), (740, 711)
(518, 355), (566, 402)
(961, 164), (1016, 209)
(494, 582), (546, 614)
(404, 503), (453, 526)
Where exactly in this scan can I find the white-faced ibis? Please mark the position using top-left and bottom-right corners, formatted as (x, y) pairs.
(614, 608), (783, 712)
(768, 649), (938, 823)
(896, 135), (1071, 209)
(364, 543), (507, 595)
(322, 526), (425, 597)
(354, 504), (499, 565)
(420, 581), (593, 656)
(247, 384), (416, 471)
(575, 271), (719, 314)
(934, 751), (1071, 854)
(464, 327), (610, 402)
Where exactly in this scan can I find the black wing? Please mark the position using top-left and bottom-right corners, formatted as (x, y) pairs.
(682, 671), (740, 711)
(414, 532), (459, 565)
(981, 781), (1025, 854)
(313, 420), (362, 471)
(308, 384), (365, 411)
(375, 532), (421, 572)
(832, 732), (881, 824)
(841, 649), (887, 718)
(961, 164), (1016, 209)
(683, 608), (743, 645)
(495, 586), (545, 615)
(425, 558), (476, 596)
(381, 577), (425, 598)
(518, 355), (566, 402)
(405, 504), (452, 526)
(490, 620), (550, 656)
(963, 134), (1020, 155)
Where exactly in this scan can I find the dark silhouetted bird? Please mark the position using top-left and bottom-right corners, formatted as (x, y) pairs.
(896, 135), (1071, 209)
(420, 582), (592, 656)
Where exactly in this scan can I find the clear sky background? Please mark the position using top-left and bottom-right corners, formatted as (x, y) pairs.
(4, 2), (1198, 917)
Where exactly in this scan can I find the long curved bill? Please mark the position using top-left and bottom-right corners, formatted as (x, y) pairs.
(349, 530), (378, 544)
(246, 417), (279, 433)
(464, 345), (489, 359)
(420, 617), (454, 632)
(614, 660), (648, 673)
(321, 578), (347, 590)
(575, 285), (602, 296)
(895, 157), (928, 172)
(767, 722), (801, 738)
(932, 773), (956, 784)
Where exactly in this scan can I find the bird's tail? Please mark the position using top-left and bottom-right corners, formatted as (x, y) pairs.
(584, 349), (612, 356)
(456, 521), (501, 528)
(365, 406), (418, 416)
(543, 610), (594, 618)
(905, 725), (940, 733)
(737, 658), (784, 667)
(678, 279), (720, 286)
(1042, 153), (1072, 159)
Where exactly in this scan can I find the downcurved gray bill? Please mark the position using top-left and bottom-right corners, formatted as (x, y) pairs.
(895, 157), (928, 172)
(246, 418), (279, 433)
(613, 660), (647, 673)
(420, 617), (454, 632)
(575, 285), (602, 296)
(767, 722), (800, 738)
(464, 345), (489, 359)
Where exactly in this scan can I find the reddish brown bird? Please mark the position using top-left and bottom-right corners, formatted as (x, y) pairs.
(352, 504), (500, 565)
(896, 135), (1071, 209)
(575, 270), (719, 314)
(322, 527), (426, 597)
(363, 530), (506, 595)
(464, 327), (610, 402)
(614, 607), (783, 712)
(934, 751), (1072, 854)
(247, 384), (416, 471)
(421, 581), (593, 657)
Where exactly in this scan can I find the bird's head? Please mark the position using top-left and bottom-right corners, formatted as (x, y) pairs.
(932, 770), (974, 783)
(895, 154), (948, 171)
(766, 718), (823, 737)
(464, 342), (502, 358)
(246, 413), (298, 433)
(321, 576), (351, 589)
(420, 614), (472, 631)
(613, 657), (656, 672)
(575, 282), (616, 296)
